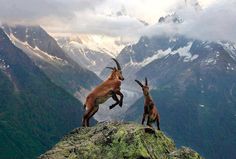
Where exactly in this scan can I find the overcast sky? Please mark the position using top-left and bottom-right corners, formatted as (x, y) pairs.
(0, 0), (235, 42)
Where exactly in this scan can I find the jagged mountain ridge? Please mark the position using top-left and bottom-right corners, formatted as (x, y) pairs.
(101, 34), (236, 87)
(57, 36), (112, 75)
(2, 24), (101, 100)
(0, 28), (90, 159)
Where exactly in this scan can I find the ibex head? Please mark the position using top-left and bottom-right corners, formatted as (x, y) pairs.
(106, 58), (124, 81)
(135, 77), (149, 96)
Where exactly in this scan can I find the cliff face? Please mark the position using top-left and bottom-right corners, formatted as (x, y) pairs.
(39, 122), (203, 159)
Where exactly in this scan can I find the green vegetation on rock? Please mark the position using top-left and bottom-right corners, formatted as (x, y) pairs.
(39, 122), (203, 159)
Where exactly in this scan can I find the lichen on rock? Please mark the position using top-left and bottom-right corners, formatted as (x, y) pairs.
(38, 121), (203, 159)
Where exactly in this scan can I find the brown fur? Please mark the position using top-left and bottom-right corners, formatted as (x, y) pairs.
(82, 60), (124, 127)
(135, 78), (160, 130)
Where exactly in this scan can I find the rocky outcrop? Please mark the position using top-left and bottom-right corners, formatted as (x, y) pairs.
(39, 122), (203, 159)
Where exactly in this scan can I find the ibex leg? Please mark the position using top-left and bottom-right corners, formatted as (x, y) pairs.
(147, 116), (153, 128)
(156, 117), (160, 130)
(82, 108), (93, 127)
(141, 113), (146, 125)
(109, 91), (120, 109)
(87, 106), (99, 127)
(116, 91), (123, 107)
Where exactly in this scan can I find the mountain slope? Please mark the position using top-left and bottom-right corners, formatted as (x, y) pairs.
(0, 28), (88, 159)
(2, 24), (101, 100)
(123, 35), (236, 159)
(39, 122), (203, 159)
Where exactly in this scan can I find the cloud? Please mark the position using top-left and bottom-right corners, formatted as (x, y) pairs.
(0, 0), (104, 23)
(0, 0), (146, 38)
(0, 0), (235, 43)
(71, 13), (145, 37)
(144, 0), (236, 42)
(183, 0), (236, 42)
(61, 0), (187, 38)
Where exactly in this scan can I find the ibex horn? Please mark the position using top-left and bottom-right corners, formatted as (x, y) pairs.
(112, 58), (121, 70)
(135, 80), (143, 87)
(106, 67), (114, 70)
(145, 77), (148, 86)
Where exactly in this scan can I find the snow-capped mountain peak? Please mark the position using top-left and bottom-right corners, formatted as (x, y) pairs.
(158, 13), (184, 24)
(55, 34), (129, 58)
(56, 36), (113, 75)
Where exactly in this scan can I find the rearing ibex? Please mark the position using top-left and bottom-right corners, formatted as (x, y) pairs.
(135, 78), (160, 130)
(82, 58), (124, 127)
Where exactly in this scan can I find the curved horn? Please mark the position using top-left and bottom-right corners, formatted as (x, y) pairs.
(145, 77), (148, 86)
(106, 67), (114, 70)
(112, 58), (121, 70)
(135, 80), (143, 87)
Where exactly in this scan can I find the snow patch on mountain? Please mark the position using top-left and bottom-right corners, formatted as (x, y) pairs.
(34, 46), (66, 62)
(191, 54), (199, 61)
(128, 42), (198, 67)
(171, 42), (194, 61)
(219, 42), (236, 61)
(0, 59), (10, 70)
(199, 104), (205, 108)
(0, 57), (18, 91)
(205, 57), (217, 65)
(7, 33), (67, 65)
(130, 48), (172, 67)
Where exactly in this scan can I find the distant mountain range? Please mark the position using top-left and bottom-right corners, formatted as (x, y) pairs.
(120, 15), (236, 159)
(56, 36), (112, 75)
(0, 28), (91, 159)
(56, 34), (127, 57)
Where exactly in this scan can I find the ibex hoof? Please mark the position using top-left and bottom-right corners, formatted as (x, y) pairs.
(109, 105), (114, 109)
(119, 102), (123, 107)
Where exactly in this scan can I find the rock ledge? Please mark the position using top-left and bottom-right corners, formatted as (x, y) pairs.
(39, 121), (203, 159)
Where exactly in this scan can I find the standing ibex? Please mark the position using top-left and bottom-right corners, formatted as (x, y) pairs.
(135, 78), (160, 130)
(82, 58), (124, 127)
